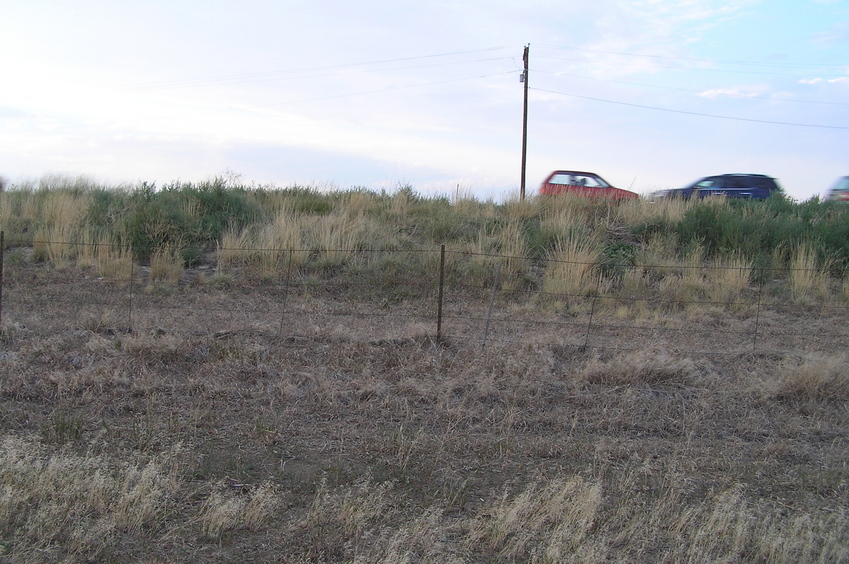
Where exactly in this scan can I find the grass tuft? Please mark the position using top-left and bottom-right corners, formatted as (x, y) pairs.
(762, 354), (849, 404)
(581, 349), (699, 385)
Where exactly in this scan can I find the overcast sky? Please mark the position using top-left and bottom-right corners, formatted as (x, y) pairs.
(1, 0), (847, 200)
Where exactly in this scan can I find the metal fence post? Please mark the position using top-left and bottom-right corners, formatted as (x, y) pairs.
(753, 268), (765, 352)
(583, 276), (602, 350)
(278, 249), (293, 338)
(127, 258), (134, 333)
(0, 231), (4, 325)
(436, 245), (445, 342)
(482, 262), (502, 350)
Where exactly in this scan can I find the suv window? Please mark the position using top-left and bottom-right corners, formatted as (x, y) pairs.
(695, 178), (720, 189)
(727, 177), (751, 189)
(720, 175), (778, 191)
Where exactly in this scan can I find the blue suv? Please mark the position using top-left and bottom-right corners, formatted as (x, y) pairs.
(653, 174), (782, 200)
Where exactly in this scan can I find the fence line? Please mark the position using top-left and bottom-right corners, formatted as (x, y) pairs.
(9, 236), (849, 277)
(2, 235), (848, 355)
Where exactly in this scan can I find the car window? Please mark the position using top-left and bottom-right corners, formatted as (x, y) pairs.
(576, 175), (605, 188)
(548, 174), (607, 187)
(695, 180), (716, 189)
(548, 173), (574, 185)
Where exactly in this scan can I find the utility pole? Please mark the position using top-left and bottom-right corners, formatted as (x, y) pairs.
(520, 44), (529, 200)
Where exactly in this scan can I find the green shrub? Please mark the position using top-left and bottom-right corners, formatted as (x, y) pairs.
(633, 196), (849, 273)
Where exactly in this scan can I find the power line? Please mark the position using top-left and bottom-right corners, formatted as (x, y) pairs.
(119, 57), (514, 93)
(259, 71), (515, 107)
(531, 87), (849, 129)
(119, 46), (514, 92)
(535, 69), (849, 107)
(533, 55), (846, 79)
(534, 43), (849, 70)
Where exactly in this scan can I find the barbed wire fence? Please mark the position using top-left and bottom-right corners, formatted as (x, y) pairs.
(1, 234), (848, 356)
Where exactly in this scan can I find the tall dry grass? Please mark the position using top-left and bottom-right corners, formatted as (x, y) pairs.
(294, 469), (848, 563)
(543, 233), (603, 298)
(4, 178), (849, 311)
(790, 244), (832, 301)
(761, 354), (849, 404)
(200, 481), (281, 539)
(617, 195), (695, 226)
(74, 232), (134, 279)
(464, 477), (602, 561)
(218, 207), (383, 277)
(149, 245), (185, 284)
(31, 191), (88, 264)
(502, 192), (540, 220)
(0, 436), (181, 559)
(0, 188), (40, 244)
(653, 244), (710, 305)
(706, 253), (753, 304)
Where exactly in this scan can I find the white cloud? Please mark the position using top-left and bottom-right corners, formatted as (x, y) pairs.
(798, 76), (849, 85)
(698, 87), (765, 98)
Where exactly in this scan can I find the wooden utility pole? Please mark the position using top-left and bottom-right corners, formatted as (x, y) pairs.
(520, 44), (529, 200)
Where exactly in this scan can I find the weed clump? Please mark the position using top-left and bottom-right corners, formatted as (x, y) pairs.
(762, 354), (849, 404)
(581, 349), (699, 385)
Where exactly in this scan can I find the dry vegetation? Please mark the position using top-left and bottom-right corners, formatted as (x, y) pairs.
(1, 268), (848, 563)
(1, 179), (849, 562)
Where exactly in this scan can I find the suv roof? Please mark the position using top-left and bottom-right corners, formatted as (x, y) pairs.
(688, 174), (778, 188)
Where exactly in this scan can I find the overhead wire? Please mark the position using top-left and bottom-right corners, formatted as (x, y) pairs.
(257, 71), (516, 107)
(118, 46), (514, 91)
(531, 87), (849, 129)
(534, 43), (849, 71)
(8, 43), (848, 133)
(533, 68), (849, 107)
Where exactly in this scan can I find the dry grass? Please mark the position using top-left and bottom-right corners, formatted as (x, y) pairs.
(200, 481), (281, 539)
(218, 207), (385, 278)
(790, 244), (833, 302)
(1, 257), (848, 562)
(2, 184), (849, 561)
(580, 349), (699, 385)
(543, 232), (603, 299)
(618, 194), (695, 225)
(150, 245), (186, 283)
(0, 436), (181, 560)
(464, 477), (602, 561)
(502, 193), (539, 220)
(706, 253), (752, 304)
(761, 354), (849, 404)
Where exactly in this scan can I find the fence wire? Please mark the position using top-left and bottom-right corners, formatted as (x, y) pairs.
(2, 241), (848, 355)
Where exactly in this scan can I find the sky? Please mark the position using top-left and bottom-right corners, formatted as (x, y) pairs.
(1, 0), (847, 201)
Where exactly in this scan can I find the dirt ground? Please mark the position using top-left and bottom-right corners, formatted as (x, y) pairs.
(1, 264), (848, 562)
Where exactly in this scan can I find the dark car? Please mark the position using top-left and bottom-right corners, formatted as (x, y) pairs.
(652, 174), (782, 200)
(826, 177), (849, 202)
(539, 170), (639, 200)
